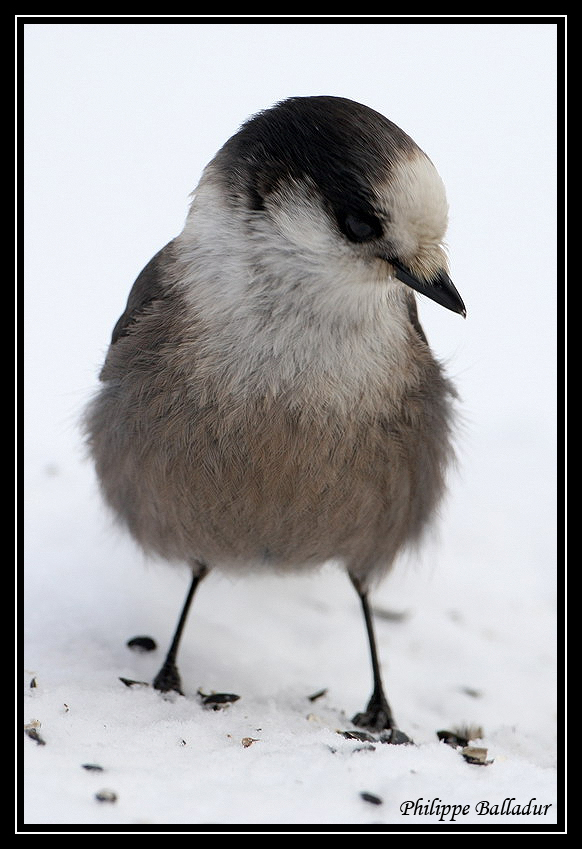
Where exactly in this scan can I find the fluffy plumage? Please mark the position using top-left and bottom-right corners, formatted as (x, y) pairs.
(84, 96), (465, 733)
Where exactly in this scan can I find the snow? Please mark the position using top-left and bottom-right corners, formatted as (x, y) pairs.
(21, 19), (560, 831)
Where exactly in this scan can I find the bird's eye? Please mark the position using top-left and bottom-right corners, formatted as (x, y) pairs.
(341, 213), (382, 243)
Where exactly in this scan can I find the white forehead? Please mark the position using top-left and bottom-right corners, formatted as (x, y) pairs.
(378, 151), (449, 260)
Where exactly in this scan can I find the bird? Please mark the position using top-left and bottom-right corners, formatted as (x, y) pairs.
(84, 95), (465, 742)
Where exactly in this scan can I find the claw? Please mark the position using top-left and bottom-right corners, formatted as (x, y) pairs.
(153, 662), (184, 695)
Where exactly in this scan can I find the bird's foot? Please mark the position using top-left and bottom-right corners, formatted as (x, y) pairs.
(153, 661), (184, 695)
(352, 694), (412, 744)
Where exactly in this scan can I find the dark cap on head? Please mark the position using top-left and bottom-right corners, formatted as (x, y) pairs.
(214, 95), (418, 225)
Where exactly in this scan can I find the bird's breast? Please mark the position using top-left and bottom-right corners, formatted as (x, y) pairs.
(89, 285), (454, 576)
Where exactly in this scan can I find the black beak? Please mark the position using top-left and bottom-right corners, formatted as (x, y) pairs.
(389, 259), (466, 318)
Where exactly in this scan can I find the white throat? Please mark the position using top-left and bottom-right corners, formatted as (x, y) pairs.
(174, 178), (419, 411)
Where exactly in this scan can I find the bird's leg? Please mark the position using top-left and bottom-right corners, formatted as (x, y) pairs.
(349, 574), (411, 742)
(153, 561), (208, 695)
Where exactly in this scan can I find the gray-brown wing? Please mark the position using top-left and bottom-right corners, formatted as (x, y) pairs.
(405, 291), (428, 346)
(111, 239), (177, 345)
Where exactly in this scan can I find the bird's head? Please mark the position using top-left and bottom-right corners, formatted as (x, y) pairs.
(184, 96), (465, 318)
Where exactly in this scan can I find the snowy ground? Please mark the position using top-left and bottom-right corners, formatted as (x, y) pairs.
(21, 19), (561, 831)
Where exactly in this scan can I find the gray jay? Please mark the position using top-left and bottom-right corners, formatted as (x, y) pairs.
(85, 96), (465, 741)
